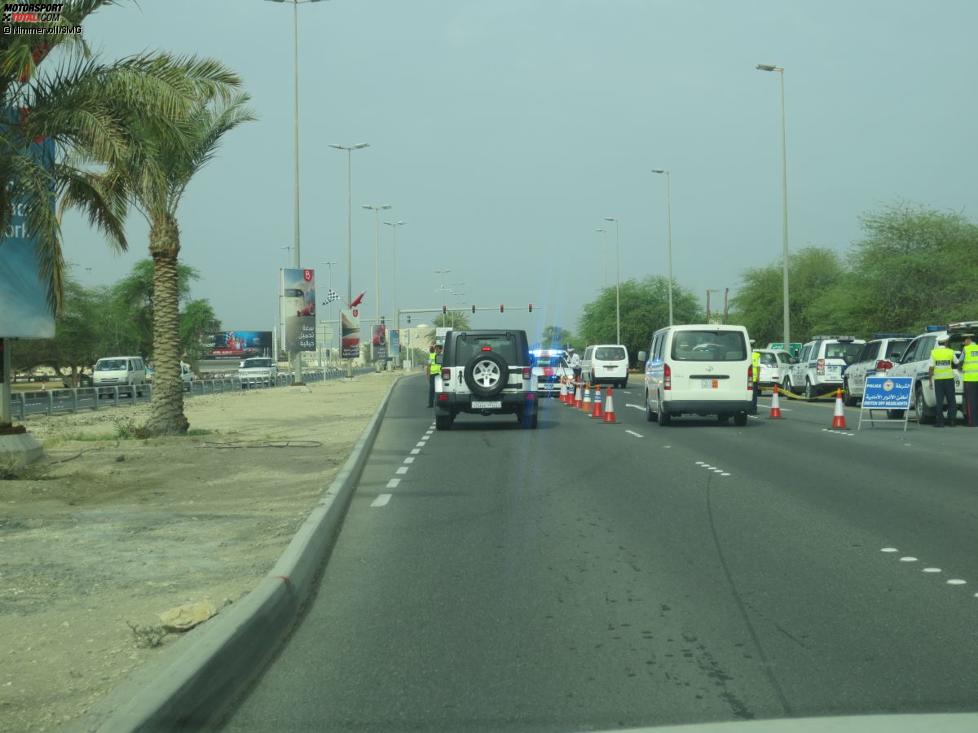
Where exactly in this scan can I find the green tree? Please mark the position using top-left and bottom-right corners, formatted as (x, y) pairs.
(2, 1), (242, 312)
(579, 278), (701, 363)
(180, 299), (221, 367)
(433, 311), (471, 330)
(730, 247), (845, 344)
(109, 259), (197, 358)
(84, 85), (252, 435)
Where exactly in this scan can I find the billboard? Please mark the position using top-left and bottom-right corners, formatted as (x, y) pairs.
(372, 325), (388, 361)
(280, 268), (316, 352)
(202, 331), (273, 360)
(389, 329), (400, 356)
(341, 308), (360, 359)
(0, 126), (55, 339)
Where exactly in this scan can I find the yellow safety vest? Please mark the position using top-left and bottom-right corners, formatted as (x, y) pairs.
(961, 343), (978, 382)
(429, 351), (440, 375)
(931, 346), (955, 380)
(751, 351), (761, 382)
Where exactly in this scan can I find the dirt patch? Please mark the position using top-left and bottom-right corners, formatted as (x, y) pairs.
(0, 372), (399, 732)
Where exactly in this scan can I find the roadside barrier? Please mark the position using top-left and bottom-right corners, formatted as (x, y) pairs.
(831, 388), (848, 429)
(775, 384), (836, 402)
(602, 387), (618, 424)
(769, 384), (783, 419)
(581, 384), (592, 413)
(591, 385), (604, 419)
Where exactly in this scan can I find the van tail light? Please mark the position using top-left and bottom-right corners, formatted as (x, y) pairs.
(664, 363), (671, 390)
(875, 359), (893, 372)
(522, 367), (531, 379)
(748, 364), (753, 391)
(441, 368), (450, 380)
(816, 358), (825, 375)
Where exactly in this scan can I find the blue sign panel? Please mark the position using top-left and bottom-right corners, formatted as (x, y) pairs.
(862, 376), (913, 410)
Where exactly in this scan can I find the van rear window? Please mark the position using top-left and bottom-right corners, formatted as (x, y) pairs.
(595, 346), (626, 360)
(671, 331), (747, 362)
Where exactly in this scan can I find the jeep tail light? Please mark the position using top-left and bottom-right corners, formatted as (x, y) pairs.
(748, 364), (753, 390)
(437, 393), (448, 402)
(816, 358), (825, 375)
(441, 368), (450, 380)
(875, 359), (893, 371)
(664, 363), (671, 390)
(481, 346), (492, 352)
(522, 367), (531, 379)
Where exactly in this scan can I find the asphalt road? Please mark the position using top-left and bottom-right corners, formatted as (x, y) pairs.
(223, 375), (978, 732)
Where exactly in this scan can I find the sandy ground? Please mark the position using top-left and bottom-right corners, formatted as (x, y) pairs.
(0, 372), (400, 733)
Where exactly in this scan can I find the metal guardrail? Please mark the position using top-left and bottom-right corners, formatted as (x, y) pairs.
(10, 366), (376, 420)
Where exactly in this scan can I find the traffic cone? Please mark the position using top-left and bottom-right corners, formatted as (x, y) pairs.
(592, 385), (604, 418)
(574, 382), (583, 409)
(558, 380), (567, 403)
(602, 387), (618, 423)
(581, 384), (592, 412)
(769, 384), (783, 419)
(831, 388), (847, 429)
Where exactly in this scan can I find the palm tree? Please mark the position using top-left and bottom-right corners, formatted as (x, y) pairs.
(95, 92), (254, 435)
(1, 0), (243, 313)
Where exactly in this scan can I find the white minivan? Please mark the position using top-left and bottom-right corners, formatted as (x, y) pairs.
(582, 344), (629, 388)
(641, 324), (753, 426)
(93, 356), (147, 396)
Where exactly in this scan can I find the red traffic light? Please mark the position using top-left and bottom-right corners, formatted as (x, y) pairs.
(442, 305), (447, 314)
(500, 304), (504, 313)
(528, 303), (533, 313)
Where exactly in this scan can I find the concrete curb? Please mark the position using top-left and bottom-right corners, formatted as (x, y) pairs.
(75, 375), (403, 733)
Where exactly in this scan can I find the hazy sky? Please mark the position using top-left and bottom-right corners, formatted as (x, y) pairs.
(62, 0), (978, 338)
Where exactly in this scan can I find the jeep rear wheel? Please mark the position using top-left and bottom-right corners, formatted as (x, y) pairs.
(464, 352), (508, 398)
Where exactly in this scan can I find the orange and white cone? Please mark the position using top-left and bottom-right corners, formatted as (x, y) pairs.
(563, 378), (572, 404)
(602, 387), (618, 423)
(592, 385), (604, 418)
(574, 382), (583, 409)
(558, 379), (567, 404)
(831, 388), (847, 429)
(769, 384), (783, 419)
(581, 384), (592, 412)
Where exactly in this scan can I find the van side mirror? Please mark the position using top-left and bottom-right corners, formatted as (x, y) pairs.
(638, 351), (647, 362)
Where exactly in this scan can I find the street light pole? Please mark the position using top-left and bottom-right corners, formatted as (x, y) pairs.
(652, 169), (674, 326)
(604, 217), (621, 344)
(329, 143), (369, 306)
(757, 63), (790, 350)
(362, 204), (391, 328)
(595, 228), (607, 287)
(384, 221), (406, 330)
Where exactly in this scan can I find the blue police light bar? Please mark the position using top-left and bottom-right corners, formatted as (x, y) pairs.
(924, 325), (948, 332)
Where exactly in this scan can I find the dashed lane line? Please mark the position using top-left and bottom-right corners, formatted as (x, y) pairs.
(881, 547), (973, 592)
(403, 457), (415, 464)
(386, 478), (401, 489)
(625, 430), (644, 438)
(396, 466), (409, 475)
(370, 493), (392, 508)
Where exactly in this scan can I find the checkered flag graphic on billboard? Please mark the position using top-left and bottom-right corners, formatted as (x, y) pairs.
(323, 289), (340, 305)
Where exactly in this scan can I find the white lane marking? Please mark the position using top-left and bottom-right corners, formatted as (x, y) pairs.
(403, 457), (415, 464)
(664, 445), (671, 449)
(757, 402), (792, 412)
(371, 493), (392, 508)
(410, 448), (421, 455)
(626, 404), (644, 411)
(900, 556), (918, 562)
(695, 461), (705, 465)
(923, 567), (942, 573)
(386, 478), (401, 489)
(881, 547), (899, 553)
(416, 441), (426, 447)
(702, 465), (714, 470)
(396, 466), (409, 475)
(622, 390), (632, 394)
(720, 472), (731, 477)
(747, 415), (759, 420)
(948, 579), (967, 585)
(625, 429), (644, 438)
(712, 468), (724, 473)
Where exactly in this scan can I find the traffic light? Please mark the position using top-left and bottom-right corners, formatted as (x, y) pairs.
(442, 305), (447, 314)
(528, 303), (533, 313)
(500, 304), (505, 313)
(471, 304), (476, 314)
(407, 315), (412, 324)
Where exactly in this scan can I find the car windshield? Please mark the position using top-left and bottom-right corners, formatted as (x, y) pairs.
(241, 358), (271, 368)
(886, 340), (910, 359)
(760, 353), (778, 366)
(455, 334), (519, 365)
(95, 359), (127, 371)
(672, 331), (747, 361)
(825, 342), (864, 364)
(595, 346), (626, 360)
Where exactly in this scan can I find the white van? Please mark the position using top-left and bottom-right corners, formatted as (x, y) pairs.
(93, 356), (147, 396)
(582, 344), (629, 387)
(641, 324), (753, 426)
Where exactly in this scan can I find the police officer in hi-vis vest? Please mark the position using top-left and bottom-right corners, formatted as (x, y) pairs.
(750, 343), (761, 415)
(427, 344), (442, 408)
(928, 334), (957, 428)
(959, 333), (978, 427)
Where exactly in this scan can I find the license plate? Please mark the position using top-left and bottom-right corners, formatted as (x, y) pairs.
(471, 400), (502, 409)
(604, 365), (616, 369)
(700, 379), (718, 389)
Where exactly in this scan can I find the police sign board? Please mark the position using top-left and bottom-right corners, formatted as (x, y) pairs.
(858, 375), (913, 431)
(862, 376), (913, 410)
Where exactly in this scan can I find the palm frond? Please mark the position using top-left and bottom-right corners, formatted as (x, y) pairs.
(57, 162), (129, 254)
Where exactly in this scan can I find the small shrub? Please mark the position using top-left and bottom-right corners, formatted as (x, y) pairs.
(127, 621), (167, 649)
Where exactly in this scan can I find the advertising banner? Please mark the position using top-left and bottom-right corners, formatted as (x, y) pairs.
(389, 329), (400, 356)
(0, 123), (55, 339)
(341, 308), (360, 359)
(861, 376), (913, 410)
(280, 268), (316, 352)
(202, 331), (273, 359)
(372, 324), (388, 361)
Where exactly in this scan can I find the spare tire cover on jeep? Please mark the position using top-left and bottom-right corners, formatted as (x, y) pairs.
(464, 352), (508, 398)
